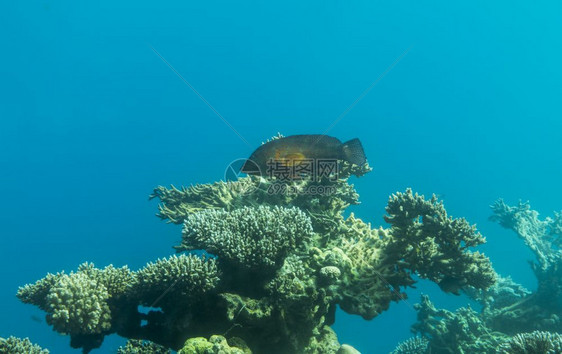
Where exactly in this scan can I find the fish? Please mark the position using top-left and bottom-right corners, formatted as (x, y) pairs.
(30, 315), (43, 323)
(241, 134), (366, 178)
(438, 276), (467, 295)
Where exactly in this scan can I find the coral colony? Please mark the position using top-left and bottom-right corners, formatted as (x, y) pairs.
(6, 137), (562, 353)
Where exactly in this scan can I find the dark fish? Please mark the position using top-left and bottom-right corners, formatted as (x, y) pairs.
(30, 315), (43, 323)
(241, 134), (366, 176)
(438, 276), (467, 295)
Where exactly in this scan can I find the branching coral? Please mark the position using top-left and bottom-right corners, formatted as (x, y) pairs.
(133, 254), (220, 311)
(179, 206), (314, 272)
(17, 146), (497, 353)
(396, 199), (562, 354)
(384, 189), (496, 293)
(490, 199), (562, 269)
(0, 336), (49, 354)
(17, 263), (133, 352)
(320, 215), (412, 320)
(488, 200), (562, 333)
(151, 167), (364, 234)
(411, 295), (507, 353)
(46, 271), (112, 335)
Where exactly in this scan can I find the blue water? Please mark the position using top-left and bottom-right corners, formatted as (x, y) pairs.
(1, 1), (561, 353)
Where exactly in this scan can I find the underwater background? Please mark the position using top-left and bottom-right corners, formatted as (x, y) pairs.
(1, 1), (561, 353)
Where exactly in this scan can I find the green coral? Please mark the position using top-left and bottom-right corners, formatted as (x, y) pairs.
(151, 164), (365, 233)
(488, 200), (562, 334)
(384, 189), (496, 293)
(0, 336), (49, 354)
(498, 331), (562, 354)
(327, 215), (412, 320)
(18, 146), (499, 353)
(46, 271), (112, 335)
(17, 263), (132, 315)
(117, 339), (171, 353)
(133, 254), (220, 310)
(16, 263), (132, 336)
(412, 294), (507, 354)
(395, 199), (562, 353)
(490, 199), (562, 269)
(76, 262), (133, 298)
(179, 335), (251, 354)
(408, 294), (562, 354)
(17, 272), (62, 312)
(179, 206), (313, 272)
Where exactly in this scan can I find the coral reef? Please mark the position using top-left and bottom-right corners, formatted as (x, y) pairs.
(16, 145), (496, 353)
(411, 294), (507, 353)
(400, 294), (562, 354)
(391, 200), (562, 353)
(17, 263), (132, 352)
(498, 331), (562, 354)
(490, 199), (562, 269)
(0, 336), (49, 354)
(384, 189), (496, 293)
(486, 200), (562, 334)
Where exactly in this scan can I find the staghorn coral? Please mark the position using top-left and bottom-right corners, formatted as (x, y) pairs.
(0, 336), (49, 354)
(117, 339), (171, 354)
(390, 336), (429, 354)
(498, 331), (562, 354)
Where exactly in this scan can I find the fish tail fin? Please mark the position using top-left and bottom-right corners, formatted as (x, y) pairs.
(342, 138), (367, 165)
